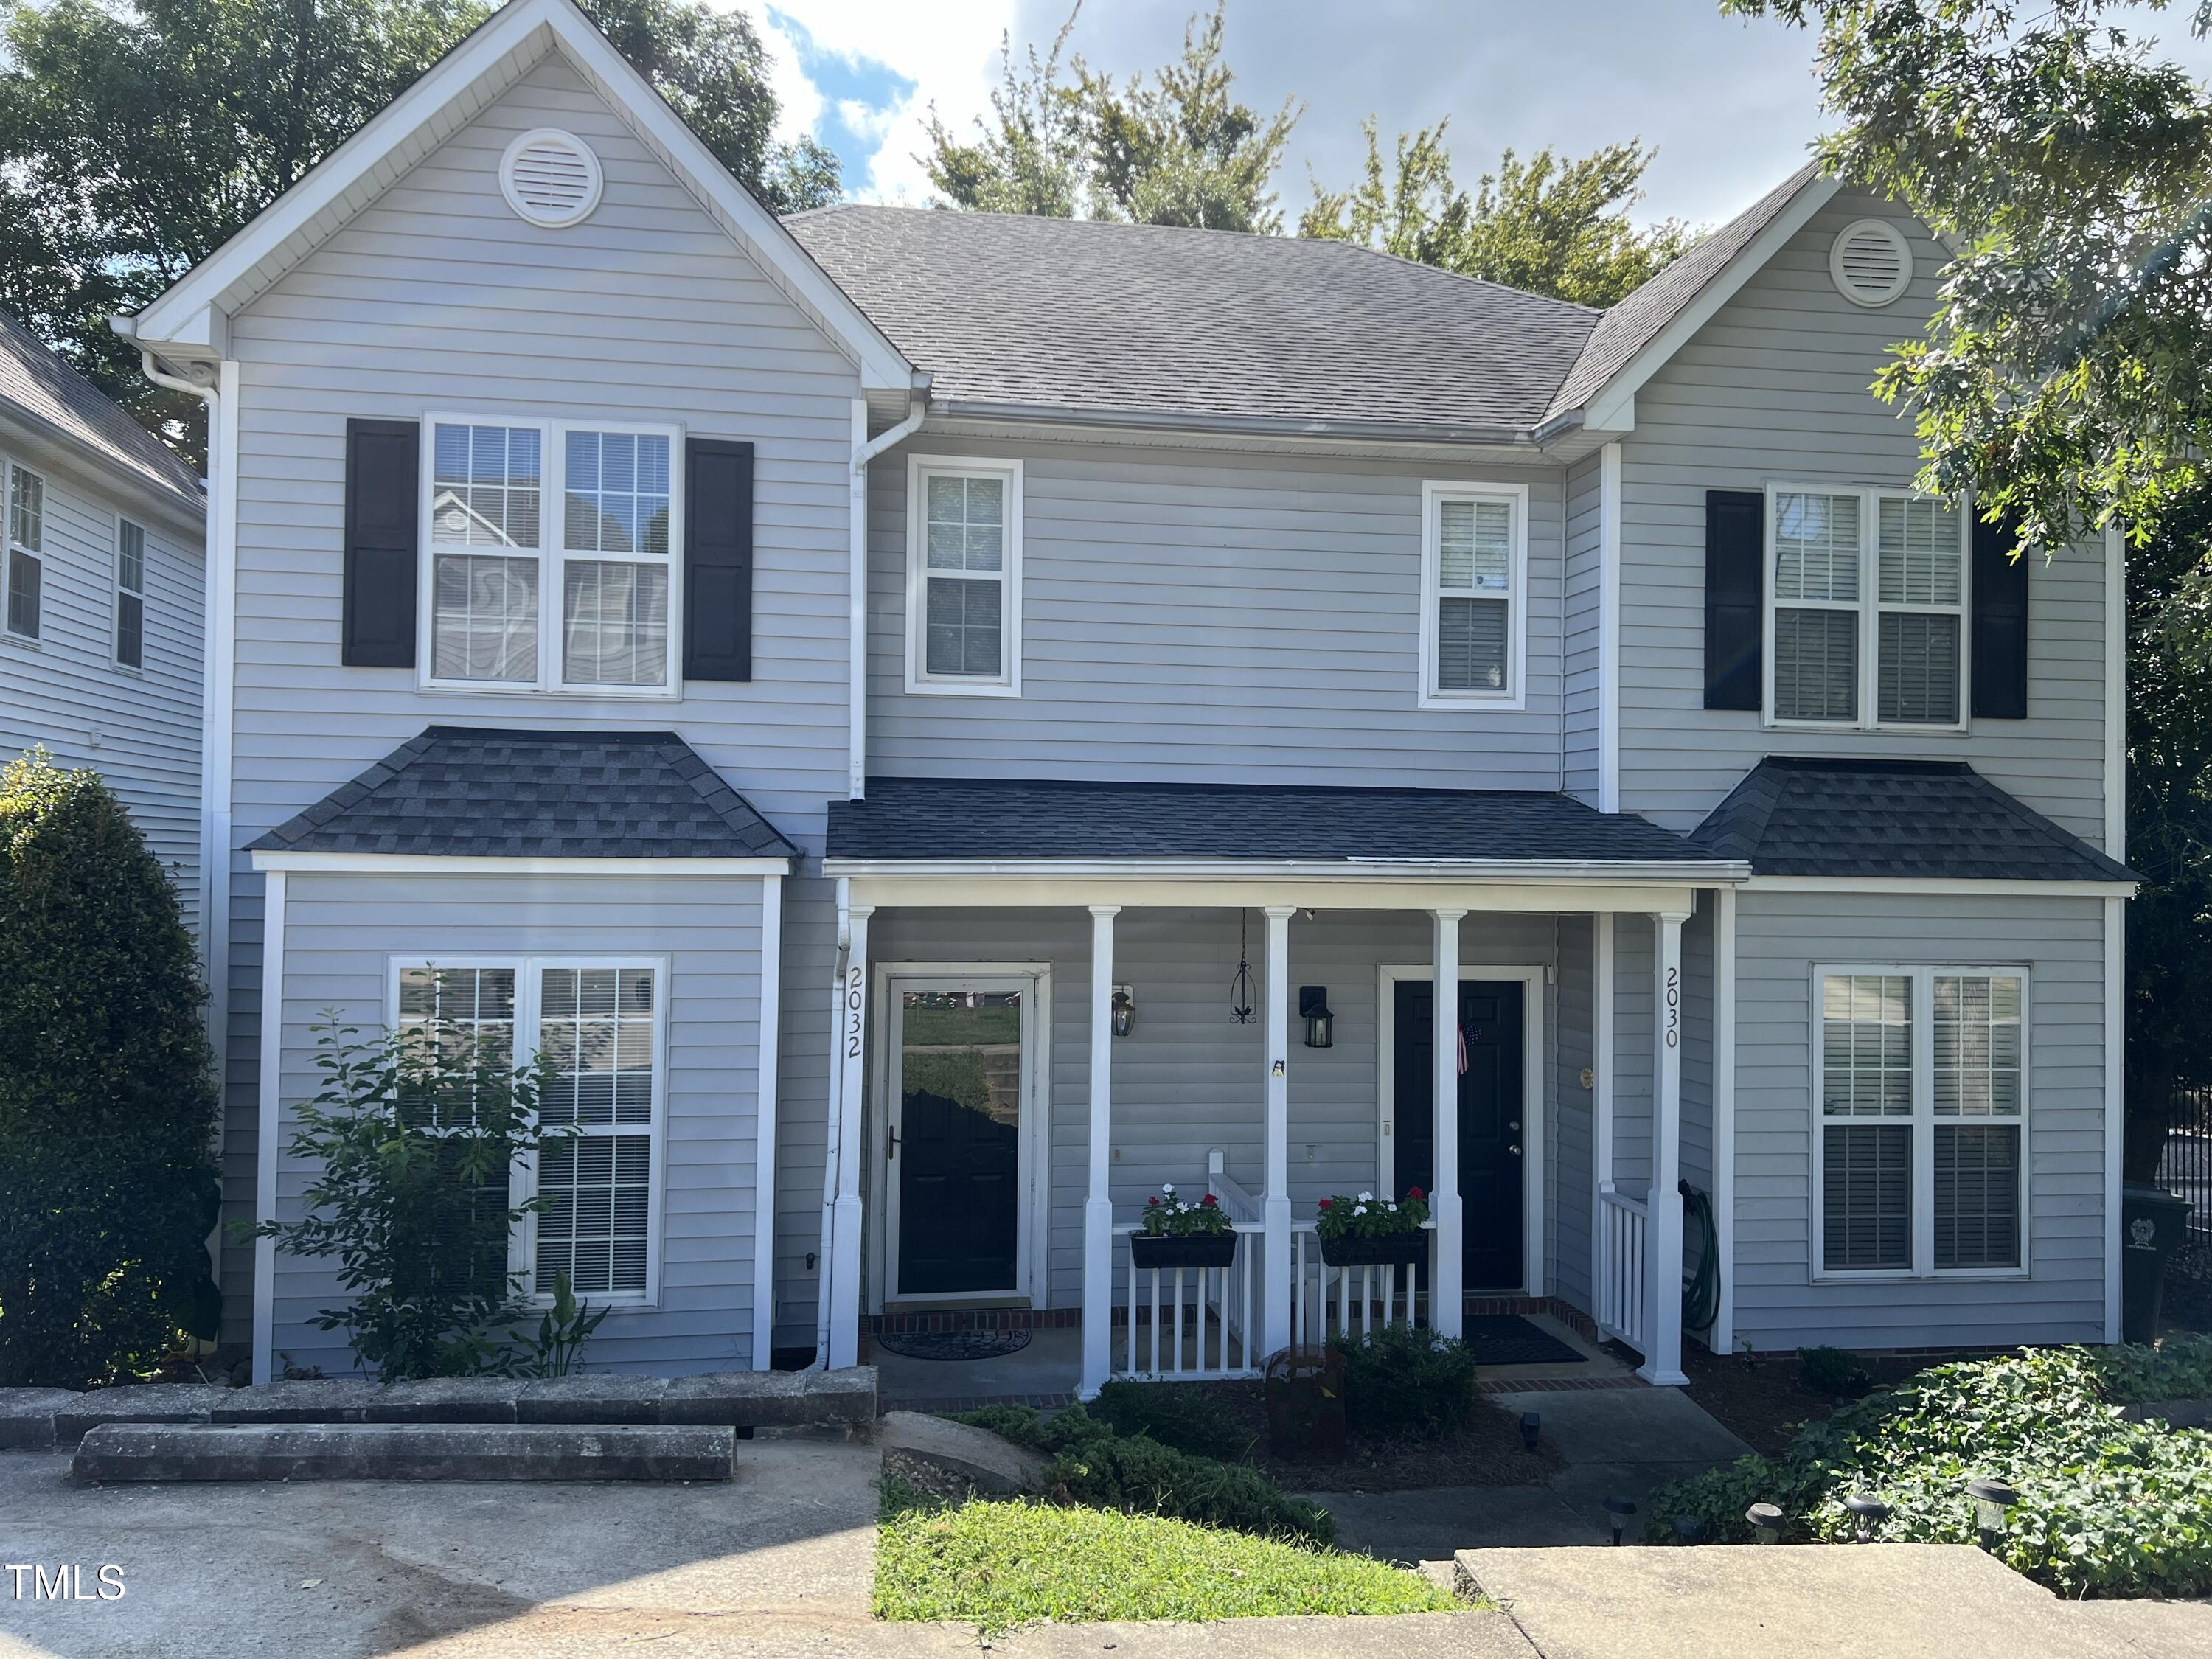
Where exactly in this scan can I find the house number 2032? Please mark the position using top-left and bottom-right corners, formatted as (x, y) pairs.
(844, 966), (866, 1060)
(1663, 965), (1680, 1049)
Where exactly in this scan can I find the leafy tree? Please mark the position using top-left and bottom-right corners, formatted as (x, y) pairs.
(0, 0), (837, 460)
(1721, 0), (2212, 561)
(1301, 123), (1697, 307)
(920, 1), (1300, 233)
(0, 751), (220, 1388)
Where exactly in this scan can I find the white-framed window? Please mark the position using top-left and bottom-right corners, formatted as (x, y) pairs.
(390, 956), (667, 1305)
(1419, 480), (1528, 709)
(115, 518), (146, 670)
(5, 459), (44, 642)
(1766, 483), (1968, 731)
(420, 414), (682, 696)
(905, 454), (1021, 695)
(1812, 964), (2028, 1279)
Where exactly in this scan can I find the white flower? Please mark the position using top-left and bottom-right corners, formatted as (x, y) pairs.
(1353, 1204), (1368, 1215)
(1385, 1201), (1399, 1212)
(1357, 1191), (1374, 1203)
(1161, 1183), (1176, 1195)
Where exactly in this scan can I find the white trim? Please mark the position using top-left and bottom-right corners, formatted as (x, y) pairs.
(383, 952), (672, 1309)
(849, 399), (869, 797)
(1644, 909), (1688, 1385)
(1377, 962), (1547, 1298)
(2, 453), (45, 642)
(1082, 910), (1116, 1395)
(874, 964), (1050, 1306)
(1712, 888), (1737, 1352)
(1761, 481), (1972, 734)
(1418, 479), (1530, 710)
(128, 0), (913, 388)
(1598, 442), (1621, 812)
(903, 453), (1023, 695)
(838, 873), (1722, 917)
(498, 128), (605, 228)
(1808, 963), (2034, 1282)
(2104, 523), (2126, 858)
(251, 852), (790, 875)
(250, 868), (285, 1387)
(112, 515), (147, 672)
(1590, 913), (1615, 1304)
(751, 872), (783, 1368)
(826, 857), (1746, 883)
(2103, 894), (2124, 1343)
(1829, 218), (1914, 308)
(1745, 876), (2133, 897)
(1578, 174), (1840, 428)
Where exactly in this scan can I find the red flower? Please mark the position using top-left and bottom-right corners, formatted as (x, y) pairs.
(1317, 1197), (1333, 1210)
(1200, 1193), (1219, 1208)
(1146, 1194), (1159, 1206)
(1406, 1186), (1425, 1202)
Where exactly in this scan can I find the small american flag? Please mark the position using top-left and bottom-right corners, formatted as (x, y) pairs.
(1456, 1022), (1470, 1077)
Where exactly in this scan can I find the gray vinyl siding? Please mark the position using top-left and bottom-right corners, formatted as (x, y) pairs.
(1552, 916), (1596, 1312)
(219, 55), (860, 1349)
(1681, 897), (1716, 1197)
(1610, 912), (1655, 1194)
(1615, 189), (2113, 843)
(1731, 890), (2108, 1350)
(1561, 451), (1604, 804)
(0, 425), (202, 933)
(268, 872), (767, 1375)
(863, 908), (1564, 1307)
(865, 435), (1567, 790)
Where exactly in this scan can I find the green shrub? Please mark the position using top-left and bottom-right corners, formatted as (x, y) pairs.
(1048, 1430), (1335, 1545)
(2090, 1333), (2212, 1403)
(0, 754), (220, 1387)
(1329, 1324), (1476, 1439)
(1797, 1344), (1874, 1398)
(1649, 1345), (2212, 1598)
(1092, 1380), (1256, 1461)
(943, 1404), (1048, 1448)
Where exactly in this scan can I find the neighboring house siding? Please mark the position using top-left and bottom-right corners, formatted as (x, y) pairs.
(1731, 889), (2107, 1350)
(0, 431), (202, 933)
(1615, 190), (2112, 843)
(864, 434), (1568, 790)
(269, 871), (765, 1374)
(218, 55), (859, 1349)
(1561, 451), (1603, 804)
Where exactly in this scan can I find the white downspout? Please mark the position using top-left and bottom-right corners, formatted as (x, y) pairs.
(848, 395), (925, 799)
(814, 886), (853, 1366)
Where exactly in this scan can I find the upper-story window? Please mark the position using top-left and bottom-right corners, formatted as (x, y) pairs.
(5, 461), (44, 641)
(1767, 484), (1966, 731)
(423, 416), (680, 696)
(906, 456), (1022, 695)
(1419, 481), (1527, 709)
(115, 518), (146, 670)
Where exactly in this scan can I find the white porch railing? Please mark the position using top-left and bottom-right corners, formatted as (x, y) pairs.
(1596, 1180), (1647, 1347)
(1290, 1222), (1428, 1347)
(1113, 1220), (1262, 1380)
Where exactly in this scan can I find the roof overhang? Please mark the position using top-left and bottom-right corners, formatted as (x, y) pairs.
(253, 851), (791, 875)
(1742, 874), (2136, 897)
(125, 0), (914, 392)
(0, 398), (203, 534)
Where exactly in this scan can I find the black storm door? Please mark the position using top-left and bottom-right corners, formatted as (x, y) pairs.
(894, 987), (1024, 1295)
(1393, 979), (1526, 1292)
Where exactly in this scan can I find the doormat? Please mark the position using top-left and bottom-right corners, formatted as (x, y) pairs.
(874, 1329), (1033, 1363)
(1462, 1314), (1585, 1366)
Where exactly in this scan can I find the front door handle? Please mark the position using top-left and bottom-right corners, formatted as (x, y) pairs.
(1508, 1143), (1523, 1157)
(888, 1123), (901, 1161)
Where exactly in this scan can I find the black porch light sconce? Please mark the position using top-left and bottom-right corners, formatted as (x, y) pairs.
(1964, 1478), (2019, 1551)
(1298, 986), (1334, 1049)
(1110, 985), (1136, 1039)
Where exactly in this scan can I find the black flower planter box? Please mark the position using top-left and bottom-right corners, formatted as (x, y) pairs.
(1130, 1233), (1238, 1270)
(1318, 1231), (1427, 1268)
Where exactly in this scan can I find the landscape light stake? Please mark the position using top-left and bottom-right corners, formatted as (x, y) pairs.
(1745, 1503), (1786, 1543)
(1604, 1496), (1636, 1546)
(1964, 1479), (2019, 1551)
(1520, 1411), (1540, 1452)
(1842, 1494), (1890, 1544)
(1672, 1514), (1708, 1544)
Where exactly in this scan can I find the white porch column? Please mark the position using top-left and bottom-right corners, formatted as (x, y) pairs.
(1260, 907), (1295, 1357)
(1641, 908), (1688, 1385)
(1080, 905), (1119, 1397)
(824, 901), (871, 1370)
(1431, 908), (1467, 1338)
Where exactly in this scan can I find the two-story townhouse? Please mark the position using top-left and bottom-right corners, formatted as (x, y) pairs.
(122, 0), (2132, 1394)
(0, 310), (206, 934)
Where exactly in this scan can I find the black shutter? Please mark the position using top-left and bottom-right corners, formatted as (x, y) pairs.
(1970, 515), (2029, 720)
(684, 437), (754, 682)
(341, 418), (418, 667)
(1704, 489), (1764, 710)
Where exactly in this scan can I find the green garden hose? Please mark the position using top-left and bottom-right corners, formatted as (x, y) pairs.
(1680, 1179), (1721, 1336)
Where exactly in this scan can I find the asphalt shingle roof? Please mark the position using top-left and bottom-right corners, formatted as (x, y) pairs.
(248, 727), (797, 860)
(827, 776), (1732, 866)
(1690, 757), (2135, 883)
(0, 308), (204, 512)
(785, 206), (1601, 437)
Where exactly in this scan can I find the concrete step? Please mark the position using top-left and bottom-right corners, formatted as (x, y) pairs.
(70, 1421), (735, 1484)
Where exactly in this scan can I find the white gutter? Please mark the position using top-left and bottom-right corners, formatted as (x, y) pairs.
(820, 855), (1753, 884)
(849, 396), (926, 799)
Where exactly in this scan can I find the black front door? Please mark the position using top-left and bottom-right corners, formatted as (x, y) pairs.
(1393, 979), (1525, 1291)
(896, 988), (1023, 1295)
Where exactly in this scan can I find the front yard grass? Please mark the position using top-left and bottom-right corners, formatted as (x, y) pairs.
(874, 1477), (1456, 1632)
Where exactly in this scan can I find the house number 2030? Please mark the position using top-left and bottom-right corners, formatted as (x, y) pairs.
(1663, 965), (1680, 1049)
(844, 966), (866, 1060)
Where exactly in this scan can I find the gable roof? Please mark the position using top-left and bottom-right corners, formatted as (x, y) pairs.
(247, 726), (796, 860)
(1545, 164), (1834, 422)
(0, 308), (202, 515)
(785, 206), (1600, 441)
(1691, 757), (2135, 883)
(125, 0), (912, 391)
(827, 775), (1738, 873)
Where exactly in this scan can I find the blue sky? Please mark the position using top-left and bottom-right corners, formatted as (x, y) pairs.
(748, 1), (2212, 228)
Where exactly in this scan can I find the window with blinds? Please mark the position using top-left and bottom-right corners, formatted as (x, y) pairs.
(1422, 483), (1526, 706)
(1815, 967), (2028, 1276)
(909, 459), (1020, 693)
(115, 519), (146, 669)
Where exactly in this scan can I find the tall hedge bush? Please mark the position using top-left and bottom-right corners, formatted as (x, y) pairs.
(0, 751), (220, 1385)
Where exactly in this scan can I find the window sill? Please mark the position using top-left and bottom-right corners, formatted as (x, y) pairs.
(1418, 691), (1527, 713)
(419, 679), (681, 701)
(1810, 1269), (2031, 1284)
(1761, 715), (1971, 737)
(905, 678), (1021, 698)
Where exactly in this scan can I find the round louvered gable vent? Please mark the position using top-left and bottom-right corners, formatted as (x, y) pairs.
(499, 129), (603, 228)
(1829, 218), (1912, 307)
